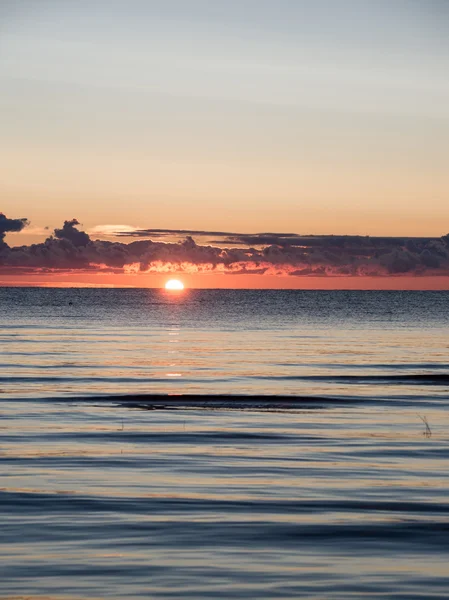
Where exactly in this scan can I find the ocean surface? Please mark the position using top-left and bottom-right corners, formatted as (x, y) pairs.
(1, 287), (449, 599)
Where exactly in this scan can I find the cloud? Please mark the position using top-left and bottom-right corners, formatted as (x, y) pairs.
(0, 213), (29, 250)
(89, 224), (140, 237)
(1, 213), (449, 278)
(108, 227), (324, 248)
(54, 219), (90, 247)
(112, 228), (244, 239)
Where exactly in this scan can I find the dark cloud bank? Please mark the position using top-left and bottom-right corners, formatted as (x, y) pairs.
(1, 213), (449, 277)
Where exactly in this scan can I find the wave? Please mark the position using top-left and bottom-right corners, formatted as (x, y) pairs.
(15, 392), (443, 412)
(260, 373), (449, 384)
(3, 489), (449, 515)
(2, 490), (448, 552)
(1, 373), (448, 385)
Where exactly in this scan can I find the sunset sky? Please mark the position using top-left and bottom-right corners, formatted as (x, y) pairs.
(1, 0), (449, 288)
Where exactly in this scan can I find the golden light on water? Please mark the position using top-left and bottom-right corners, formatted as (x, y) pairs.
(164, 279), (185, 291)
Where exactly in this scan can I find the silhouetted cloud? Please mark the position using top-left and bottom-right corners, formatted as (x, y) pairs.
(109, 227), (329, 247)
(54, 219), (90, 247)
(0, 213), (28, 250)
(1, 213), (449, 277)
(114, 228), (238, 239)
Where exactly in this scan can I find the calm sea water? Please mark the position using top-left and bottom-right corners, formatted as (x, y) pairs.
(1, 288), (449, 599)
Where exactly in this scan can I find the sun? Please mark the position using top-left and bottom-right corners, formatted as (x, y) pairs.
(164, 279), (185, 291)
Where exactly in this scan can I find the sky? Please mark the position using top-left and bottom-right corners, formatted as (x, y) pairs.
(1, 0), (449, 288)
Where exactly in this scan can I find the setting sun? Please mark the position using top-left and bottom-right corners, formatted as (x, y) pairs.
(164, 279), (185, 291)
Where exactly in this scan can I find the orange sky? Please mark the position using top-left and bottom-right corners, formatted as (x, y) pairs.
(2, 2), (449, 247)
(1, 272), (449, 291)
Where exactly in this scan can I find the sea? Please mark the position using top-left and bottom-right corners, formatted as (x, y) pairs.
(1, 287), (449, 599)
